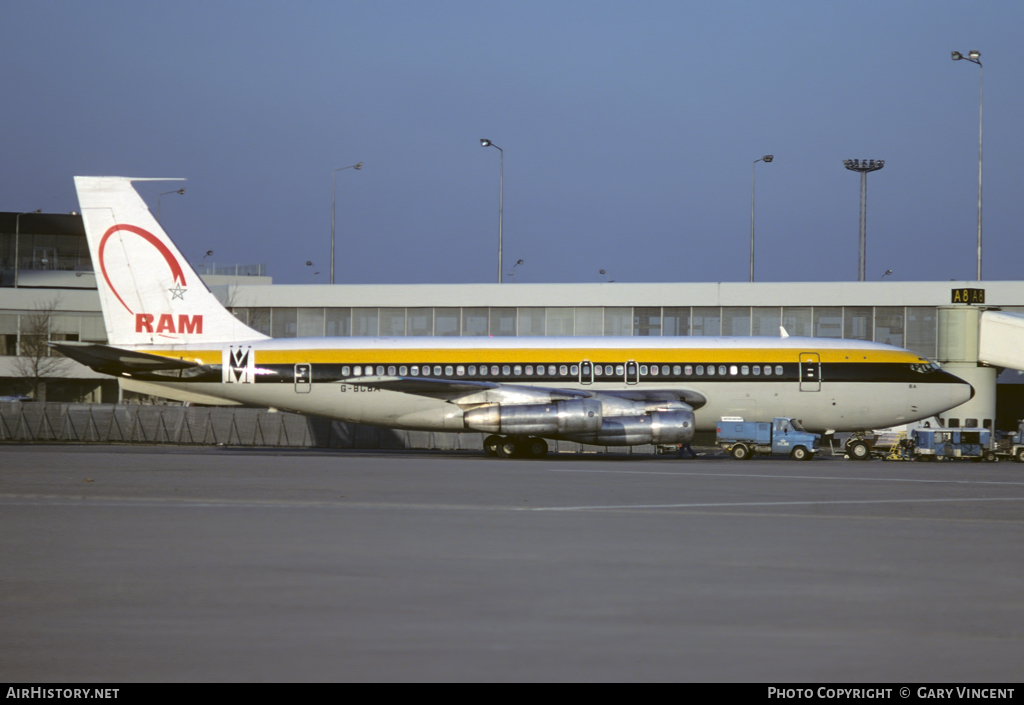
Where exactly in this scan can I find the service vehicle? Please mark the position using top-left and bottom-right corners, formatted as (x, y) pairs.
(716, 416), (820, 460)
(911, 427), (996, 462)
(995, 420), (1024, 463)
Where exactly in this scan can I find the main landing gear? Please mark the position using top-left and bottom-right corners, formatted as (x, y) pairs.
(483, 435), (550, 459)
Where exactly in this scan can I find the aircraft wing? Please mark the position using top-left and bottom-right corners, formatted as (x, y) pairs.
(49, 342), (200, 374)
(354, 375), (705, 409)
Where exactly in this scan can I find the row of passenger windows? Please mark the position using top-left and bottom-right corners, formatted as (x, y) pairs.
(339, 363), (787, 378)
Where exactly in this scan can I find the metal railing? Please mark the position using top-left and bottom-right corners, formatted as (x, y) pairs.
(0, 402), (657, 454)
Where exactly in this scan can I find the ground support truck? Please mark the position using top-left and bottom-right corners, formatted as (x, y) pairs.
(910, 427), (996, 462)
(716, 417), (821, 460)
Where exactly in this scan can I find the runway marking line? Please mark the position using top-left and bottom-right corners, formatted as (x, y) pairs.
(546, 467), (1024, 487)
(2, 493), (1024, 514)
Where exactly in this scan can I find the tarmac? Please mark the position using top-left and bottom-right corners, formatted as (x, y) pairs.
(2, 444), (1023, 682)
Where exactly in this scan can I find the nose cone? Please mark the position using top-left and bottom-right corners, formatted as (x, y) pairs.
(940, 369), (975, 407)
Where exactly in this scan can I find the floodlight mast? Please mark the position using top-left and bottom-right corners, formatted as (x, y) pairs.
(750, 155), (773, 282)
(480, 139), (503, 283)
(843, 159), (885, 282)
(952, 50), (983, 280)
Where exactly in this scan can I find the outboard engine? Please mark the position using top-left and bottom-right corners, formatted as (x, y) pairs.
(566, 409), (695, 446)
(464, 398), (603, 437)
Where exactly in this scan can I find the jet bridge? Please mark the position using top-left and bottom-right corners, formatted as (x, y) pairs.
(932, 308), (1024, 431)
(979, 310), (1024, 371)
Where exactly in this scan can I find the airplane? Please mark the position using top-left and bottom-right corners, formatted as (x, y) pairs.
(54, 176), (974, 459)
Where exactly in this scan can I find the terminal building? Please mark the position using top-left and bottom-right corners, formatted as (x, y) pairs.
(2, 211), (1021, 431)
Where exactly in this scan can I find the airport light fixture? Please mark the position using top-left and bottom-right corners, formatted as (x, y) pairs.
(156, 188), (185, 224)
(509, 258), (524, 283)
(13, 209), (41, 288)
(480, 139), (503, 283)
(952, 49), (983, 280)
(843, 159), (885, 282)
(331, 162), (363, 285)
(750, 155), (773, 282)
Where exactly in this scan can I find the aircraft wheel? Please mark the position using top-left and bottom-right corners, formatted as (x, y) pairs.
(483, 435), (502, 457)
(1015, 448), (1024, 464)
(847, 440), (871, 461)
(790, 446), (810, 461)
(497, 438), (520, 459)
(525, 437), (549, 459)
(730, 444), (750, 461)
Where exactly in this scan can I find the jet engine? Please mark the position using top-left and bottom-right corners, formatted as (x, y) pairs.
(463, 398), (602, 437)
(566, 409), (695, 446)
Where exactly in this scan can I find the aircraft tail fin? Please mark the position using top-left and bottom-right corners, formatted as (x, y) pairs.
(74, 176), (269, 347)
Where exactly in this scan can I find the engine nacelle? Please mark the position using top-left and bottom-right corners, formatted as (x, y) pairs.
(566, 409), (695, 446)
(464, 398), (602, 436)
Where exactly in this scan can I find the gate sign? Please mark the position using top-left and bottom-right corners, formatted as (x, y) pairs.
(951, 288), (985, 304)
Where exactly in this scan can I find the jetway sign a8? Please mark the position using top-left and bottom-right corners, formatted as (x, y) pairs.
(952, 288), (985, 304)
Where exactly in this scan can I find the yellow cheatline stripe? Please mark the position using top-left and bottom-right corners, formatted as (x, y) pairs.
(142, 346), (924, 365)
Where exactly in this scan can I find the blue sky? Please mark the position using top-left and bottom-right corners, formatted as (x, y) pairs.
(4, 1), (1022, 285)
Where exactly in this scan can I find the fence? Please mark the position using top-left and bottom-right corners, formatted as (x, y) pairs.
(0, 402), (659, 454)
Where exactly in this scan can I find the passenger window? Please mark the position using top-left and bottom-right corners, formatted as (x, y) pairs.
(661, 365), (669, 375)
(514, 365), (522, 375)
(718, 365), (726, 375)
(491, 365), (500, 376)
(595, 366), (603, 376)
(730, 365), (738, 376)
(560, 365), (568, 375)
(468, 365), (476, 375)
(570, 365), (578, 375)
(501, 365), (511, 375)
(775, 365), (783, 375)
(673, 365), (681, 375)
(342, 365), (351, 376)
(410, 365), (419, 376)
(615, 364), (624, 376)
(525, 365), (533, 375)
(640, 365), (648, 375)
(651, 365), (659, 376)
(741, 365), (749, 375)
(388, 366), (396, 375)
(696, 365), (704, 375)
(354, 366), (362, 376)
(753, 365), (760, 375)
(684, 365), (692, 375)
(456, 365), (465, 376)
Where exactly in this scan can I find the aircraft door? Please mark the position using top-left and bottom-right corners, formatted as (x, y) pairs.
(295, 363), (312, 393)
(799, 353), (820, 392)
(625, 360), (639, 385)
(579, 360), (593, 385)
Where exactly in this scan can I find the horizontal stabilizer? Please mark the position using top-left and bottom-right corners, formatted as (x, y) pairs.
(49, 342), (200, 375)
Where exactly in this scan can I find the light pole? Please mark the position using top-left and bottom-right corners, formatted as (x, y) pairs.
(14, 210), (41, 288)
(843, 159), (885, 281)
(750, 155), (773, 282)
(952, 50), (983, 280)
(509, 258), (523, 283)
(331, 162), (362, 285)
(480, 139), (503, 283)
(157, 188), (185, 223)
